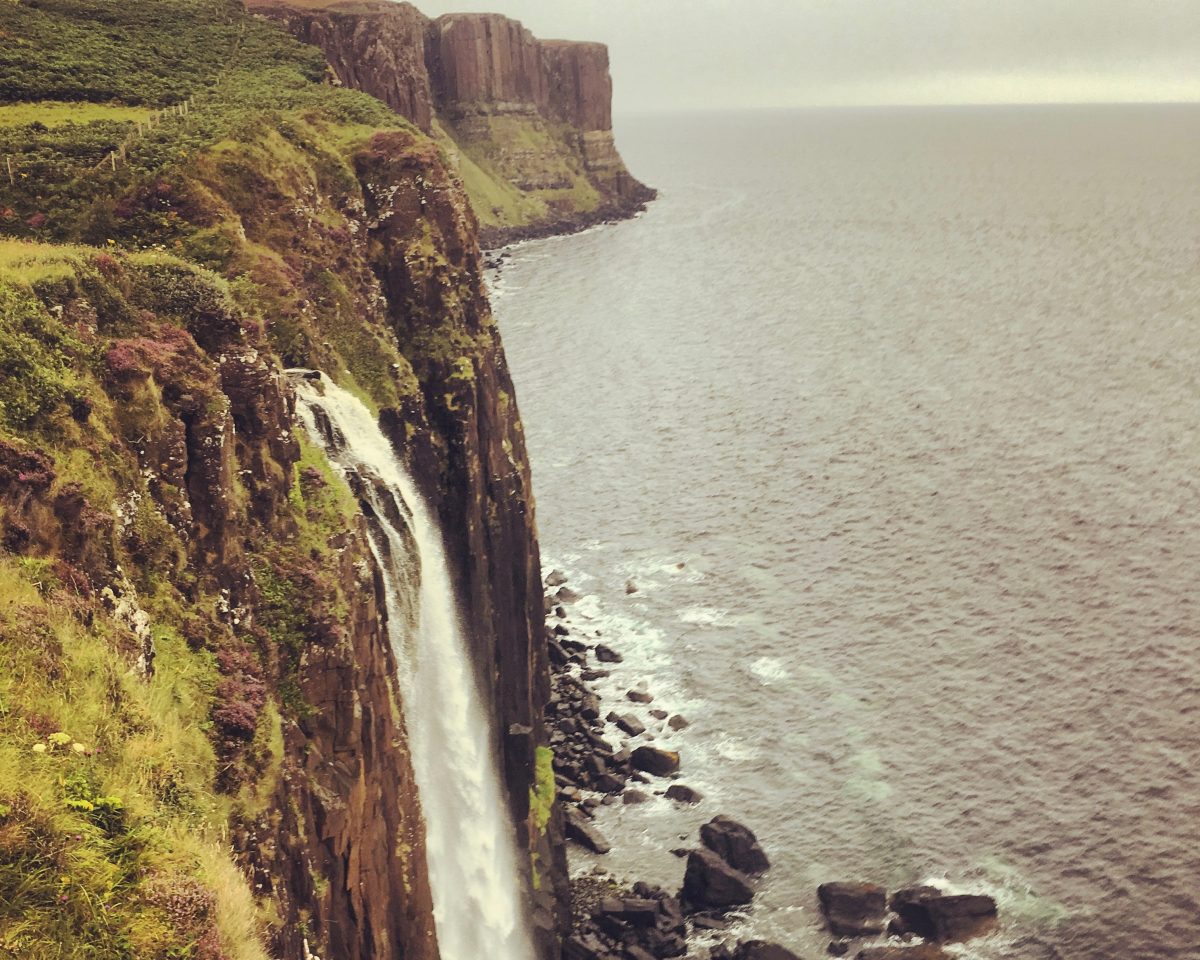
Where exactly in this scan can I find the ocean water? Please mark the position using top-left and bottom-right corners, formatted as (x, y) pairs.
(489, 105), (1200, 959)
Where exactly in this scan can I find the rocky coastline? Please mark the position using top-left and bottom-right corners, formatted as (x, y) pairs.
(479, 186), (657, 250)
(540, 571), (1000, 960)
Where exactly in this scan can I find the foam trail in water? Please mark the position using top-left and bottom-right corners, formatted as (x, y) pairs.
(292, 372), (534, 960)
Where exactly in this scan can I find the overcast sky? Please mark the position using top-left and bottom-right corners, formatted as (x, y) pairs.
(411, 0), (1200, 113)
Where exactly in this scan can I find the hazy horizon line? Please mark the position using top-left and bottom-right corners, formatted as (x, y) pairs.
(616, 98), (1200, 118)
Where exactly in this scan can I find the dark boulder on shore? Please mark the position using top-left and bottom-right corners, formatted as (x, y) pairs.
(595, 643), (623, 663)
(664, 783), (703, 805)
(892, 891), (998, 942)
(627, 688), (654, 703)
(700, 815), (770, 874)
(682, 847), (754, 908)
(817, 882), (887, 937)
(546, 569), (568, 587)
(631, 745), (680, 776)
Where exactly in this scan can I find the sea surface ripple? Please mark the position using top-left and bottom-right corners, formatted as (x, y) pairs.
(491, 105), (1200, 959)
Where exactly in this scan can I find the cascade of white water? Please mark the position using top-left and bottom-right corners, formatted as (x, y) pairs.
(291, 372), (534, 960)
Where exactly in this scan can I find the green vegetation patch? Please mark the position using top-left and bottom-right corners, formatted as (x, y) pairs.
(0, 0), (244, 106)
(0, 559), (267, 960)
(0, 102), (153, 129)
(529, 744), (555, 834)
(0, 272), (93, 431)
(438, 113), (603, 230)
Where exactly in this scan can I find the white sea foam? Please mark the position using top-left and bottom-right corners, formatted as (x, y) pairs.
(749, 655), (790, 684)
(678, 606), (726, 625)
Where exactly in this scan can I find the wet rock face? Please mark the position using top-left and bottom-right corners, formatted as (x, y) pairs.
(352, 127), (569, 955)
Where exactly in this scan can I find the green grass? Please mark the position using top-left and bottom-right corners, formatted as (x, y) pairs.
(0, 275), (92, 430)
(0, 238), (93, 283)
(0, 246), (308, 957)
(0, 0), (245, 106)
(0, 102), (152, 129)
(0, 0), (396, 244)
(0, 556), (268, 960)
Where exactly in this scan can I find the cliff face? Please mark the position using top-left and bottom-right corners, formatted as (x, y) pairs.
(250, 0), (655, 246)
(540, 41), (612, 131)
(257, 1), (436, 131)
(0, 1), (568, 957)
(353, 127), (570, 952)
(426, 13), (548, 111)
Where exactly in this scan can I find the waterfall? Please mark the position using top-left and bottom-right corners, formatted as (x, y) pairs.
(291, 372), (534, 960)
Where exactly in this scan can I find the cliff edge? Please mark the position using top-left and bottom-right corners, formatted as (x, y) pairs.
(249, 0), (656, 246)
(0, 0), (569, 956)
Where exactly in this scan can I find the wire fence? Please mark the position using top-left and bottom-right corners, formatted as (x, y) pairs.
(2, 20), (245, 189)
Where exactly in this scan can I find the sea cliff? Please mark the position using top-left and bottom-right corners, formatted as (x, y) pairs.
(0, 0), (599, 955)
(249, 0), (656, 246)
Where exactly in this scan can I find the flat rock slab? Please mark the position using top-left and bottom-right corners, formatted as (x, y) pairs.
(733, 943), (802, 960)
(565, 808), (611, 854)
(597, 897), (658, 927)
(856, 947), (952, 960)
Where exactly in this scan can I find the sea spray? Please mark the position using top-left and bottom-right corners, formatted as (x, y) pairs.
(292, 372), (534, 960)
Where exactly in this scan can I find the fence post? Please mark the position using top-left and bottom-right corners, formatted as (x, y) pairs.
(5, 156), (12, 186)
(110, 152), (117, 172)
